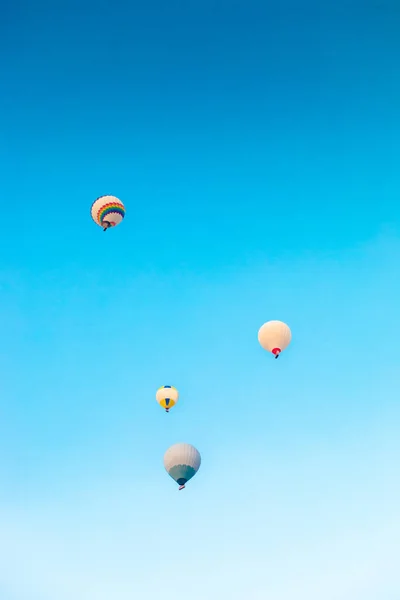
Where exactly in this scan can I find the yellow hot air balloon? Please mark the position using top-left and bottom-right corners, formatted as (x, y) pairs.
(258, 320), (292, 358)
(156, 385), (179, 413)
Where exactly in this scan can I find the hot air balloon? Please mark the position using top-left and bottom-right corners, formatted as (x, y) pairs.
(156, 385), (179, 413)
(91, 195), (125, 231)
(258, 320), (292, 359)
(164, 443), (201, 490)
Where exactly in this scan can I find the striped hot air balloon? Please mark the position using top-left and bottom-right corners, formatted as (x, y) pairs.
(156, 385), (179, 413)
(258, 320), (292, 359)
(164, 443), (201, 490)
(91, 195), (125, 231)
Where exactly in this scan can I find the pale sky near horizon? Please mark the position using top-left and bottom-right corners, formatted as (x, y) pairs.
(1, 1), (400, 598)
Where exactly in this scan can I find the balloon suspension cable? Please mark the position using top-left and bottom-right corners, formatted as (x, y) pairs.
(165, 408), (169, 413)
(178, 485), (185, 491)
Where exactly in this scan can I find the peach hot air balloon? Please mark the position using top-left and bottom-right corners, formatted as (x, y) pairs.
(258, 320), (292, 359)
(91, 195), (125, 231)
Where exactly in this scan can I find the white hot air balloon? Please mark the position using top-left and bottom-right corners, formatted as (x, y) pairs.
(156, 385), (179, 413)
(164, 443), (201, 490)
(258, 320), (292, 359)
(91, 195), (125, 231)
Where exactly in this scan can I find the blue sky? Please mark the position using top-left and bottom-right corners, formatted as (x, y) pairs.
(1, 1), (400, 598)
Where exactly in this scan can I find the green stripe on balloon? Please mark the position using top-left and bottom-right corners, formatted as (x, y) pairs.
(168, 464), (197, 485)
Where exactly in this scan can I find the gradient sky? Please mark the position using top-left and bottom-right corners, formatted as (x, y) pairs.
(1, 1), (400, 599)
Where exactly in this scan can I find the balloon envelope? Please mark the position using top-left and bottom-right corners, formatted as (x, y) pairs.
(91, 195), (125, 230)
(156, 385), (179, 411)
(258, 320), (292, 357)
(164, 443), (201, 487)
